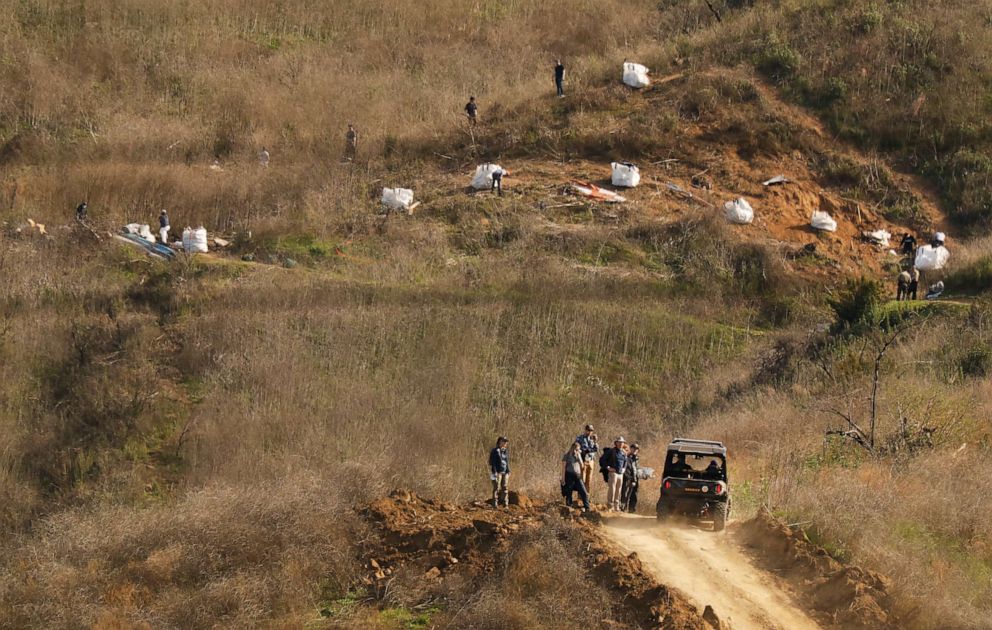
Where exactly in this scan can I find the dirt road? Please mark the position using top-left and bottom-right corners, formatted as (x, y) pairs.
(602, 514), (823, 630)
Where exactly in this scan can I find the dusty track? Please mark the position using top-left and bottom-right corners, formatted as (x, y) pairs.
(602, 514), (822, 630)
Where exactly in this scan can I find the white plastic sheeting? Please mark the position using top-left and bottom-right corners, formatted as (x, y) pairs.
(611, 162), (641, 187)
(810, 211), (837, 232)
(622, 62), (650, 88)
(471, 164), (504, 190)
(381, 187), (415, 211)
(915, 244), (950, 271)
(867, 229), (891, 246)
(182, 227), (209, 253)
(125, 223), (156, 243)
(723, 198), (754, 225)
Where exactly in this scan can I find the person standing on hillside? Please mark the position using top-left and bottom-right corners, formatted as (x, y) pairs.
(620, 443), (641, 513)
(159, 209), (170, 245)
(465, 96), (478, 126)
(897, 269), (911, 301)
(900, 232), (916, 256)
(489, 436), (510, 508)
(604, 436), (628, 512)
(576, 424), (599, 499)
(554, 59), (565, 97)
(345, 124), (358, 161)
(908, 266), (920, 300)
(75, 201), (88, 222)
(561, 441), (590, 511)
(259, 147), (270, 168)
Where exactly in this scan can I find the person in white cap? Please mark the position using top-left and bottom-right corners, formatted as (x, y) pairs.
(604, 436), (628, 511)
(158, 209), (170, 244)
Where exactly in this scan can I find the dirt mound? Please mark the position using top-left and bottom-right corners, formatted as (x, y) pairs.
(735, 508), (915, 629)
(577, 525), (714, 630)
(359, 490), (712, 629)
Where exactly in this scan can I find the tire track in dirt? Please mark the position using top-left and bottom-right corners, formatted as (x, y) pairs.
(602, 514), (823, 630)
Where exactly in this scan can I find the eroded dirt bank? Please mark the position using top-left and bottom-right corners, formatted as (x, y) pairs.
(356, 491), (912, 629)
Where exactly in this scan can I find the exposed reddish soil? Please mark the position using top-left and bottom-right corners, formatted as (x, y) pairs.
(734, 508), (917, 630)
(357, 491), (913, 630)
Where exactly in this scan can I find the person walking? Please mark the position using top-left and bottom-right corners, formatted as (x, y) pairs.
(75, 201), (88, 222)
(604, 436), (628, 512)
(488, 436), (510, 508)
(576, 424), (599, 500)
(554, 59), (565, 97)
(465, 96), (478, 126)
(158, 209), (170, 245)
(561, 441), (590, 511)
(620, 443), (641, 513)
(345, 124), (358, 161)
(908, 266), (920, 300)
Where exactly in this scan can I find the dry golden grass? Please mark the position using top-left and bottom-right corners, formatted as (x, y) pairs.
(3, 1), (992, 628)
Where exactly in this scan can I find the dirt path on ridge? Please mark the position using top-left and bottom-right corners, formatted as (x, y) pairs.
(602, 514), (823, 630)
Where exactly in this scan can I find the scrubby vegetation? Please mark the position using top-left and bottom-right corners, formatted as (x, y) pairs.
(2, 1), (992, 629)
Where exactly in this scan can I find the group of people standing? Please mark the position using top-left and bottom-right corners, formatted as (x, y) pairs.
(895, 231), (945, 301)
(488, 422), (645, 514)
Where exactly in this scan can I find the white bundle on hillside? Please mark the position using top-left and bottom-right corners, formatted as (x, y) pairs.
(611, 162), (641, 187)
(723, 198), (754, 225)
(810, 210), (837, 232)
(471, 164), (504, 190)
(125, 223), (156, 243)
(867, 229), (891, 246)
(381, 187), (415, 211)
(182, 227), (209, 253)
(622, 62), (650, 88)
(915, 244), (950, 271)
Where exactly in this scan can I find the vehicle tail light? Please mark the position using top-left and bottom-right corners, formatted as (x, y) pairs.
(715, 483), (723, 494)
(664, 481), (671, 490)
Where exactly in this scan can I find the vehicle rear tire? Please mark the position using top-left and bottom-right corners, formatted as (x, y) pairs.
(712, 502), (728, 531)
(655, 498), (671, 522)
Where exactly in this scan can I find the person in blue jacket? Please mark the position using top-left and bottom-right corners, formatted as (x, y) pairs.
(489, 436), (510, 507)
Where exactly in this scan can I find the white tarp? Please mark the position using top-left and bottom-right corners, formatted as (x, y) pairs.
(182, 227), (209, 253)
(810, 210), (837, 232)
(125, 223), (156, 243)
(471, 164), (504, 190)
(381, 187), (415, 210)
(914, 244), (950, 271)
(611, 162), (641, 187)
(723, 198), (754, 225)
(867, 229), (891, 246)
(622, 62), (650, 88)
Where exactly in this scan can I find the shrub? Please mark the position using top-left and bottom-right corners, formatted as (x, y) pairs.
(829, 277), (886, 331)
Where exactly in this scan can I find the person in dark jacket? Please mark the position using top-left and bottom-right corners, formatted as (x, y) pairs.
(604, 436), (628, 511)
(900, 233), (916, 256)
(620, 443), (641, 512)
(561, 441), (589, 511)
(488, 436), (510, 507)
(75, 201), (88, 222)
(576, 424), (599, 500)
(554, 59), (565, 97)
(465, 96), (478, 126)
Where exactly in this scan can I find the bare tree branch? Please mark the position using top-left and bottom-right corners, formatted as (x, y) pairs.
(702, 0), (723, 22)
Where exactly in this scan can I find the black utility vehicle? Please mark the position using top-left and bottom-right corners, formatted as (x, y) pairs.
(655, 438), (729, 531)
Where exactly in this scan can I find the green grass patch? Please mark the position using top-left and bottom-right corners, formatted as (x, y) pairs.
(378, 606), (442, 629)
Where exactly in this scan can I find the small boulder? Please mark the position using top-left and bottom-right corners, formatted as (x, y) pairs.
(508, 491), (532, 508)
